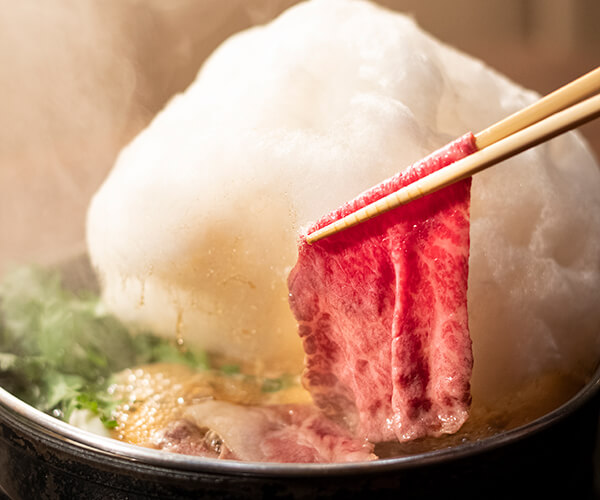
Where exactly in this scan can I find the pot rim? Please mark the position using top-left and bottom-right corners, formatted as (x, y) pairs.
(0, 362), (599, 477)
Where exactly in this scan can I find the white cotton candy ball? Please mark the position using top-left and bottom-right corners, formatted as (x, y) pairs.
(87, 0), (600, 407)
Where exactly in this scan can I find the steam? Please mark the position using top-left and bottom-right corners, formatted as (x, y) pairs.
(0, 0), (297, 274)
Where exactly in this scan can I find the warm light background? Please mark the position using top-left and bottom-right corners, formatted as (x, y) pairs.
(1, 0), (598, 272)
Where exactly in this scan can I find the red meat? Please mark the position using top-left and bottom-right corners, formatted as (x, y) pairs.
(288, 133), (477, 443)
(181, 401), (376, 463)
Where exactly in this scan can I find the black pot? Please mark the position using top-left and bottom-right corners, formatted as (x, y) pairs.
(0, 364), (599, 500)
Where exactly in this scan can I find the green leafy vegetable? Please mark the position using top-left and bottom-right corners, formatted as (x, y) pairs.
(220, 364), (241, 375)
(0, 266), (210, 427)
(261, 374), (295, 393)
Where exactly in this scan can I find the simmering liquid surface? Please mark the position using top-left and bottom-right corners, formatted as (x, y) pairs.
(110, 363), (311, 446)
(110, 362), (585, 458)
(377, 371), (585, 457)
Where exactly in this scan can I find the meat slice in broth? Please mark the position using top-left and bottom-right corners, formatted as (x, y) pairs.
(288, 133), (477, 443)
(182, 401), (376, 463)
(111, 363), (375, 463)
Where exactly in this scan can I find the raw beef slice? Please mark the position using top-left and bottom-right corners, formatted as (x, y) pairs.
(288, 133), (477, 443)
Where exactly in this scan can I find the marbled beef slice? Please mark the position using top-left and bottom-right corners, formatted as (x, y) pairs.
(288, 133), (477, 443)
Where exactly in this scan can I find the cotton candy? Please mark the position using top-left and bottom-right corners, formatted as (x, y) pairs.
(87, 0), (600, 408)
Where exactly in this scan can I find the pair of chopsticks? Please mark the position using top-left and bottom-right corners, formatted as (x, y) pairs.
(306, 66), (600, 244)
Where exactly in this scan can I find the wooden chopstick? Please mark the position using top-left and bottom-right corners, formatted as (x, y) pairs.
(475, 66), (600, 149)
(306, 67), (600, 245)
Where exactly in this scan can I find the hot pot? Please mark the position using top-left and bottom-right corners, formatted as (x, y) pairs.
(1, 3), (599, 499)
(0, 363), (598, 499)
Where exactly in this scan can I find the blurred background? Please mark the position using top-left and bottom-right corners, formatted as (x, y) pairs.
(0, 0), (598, 273)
